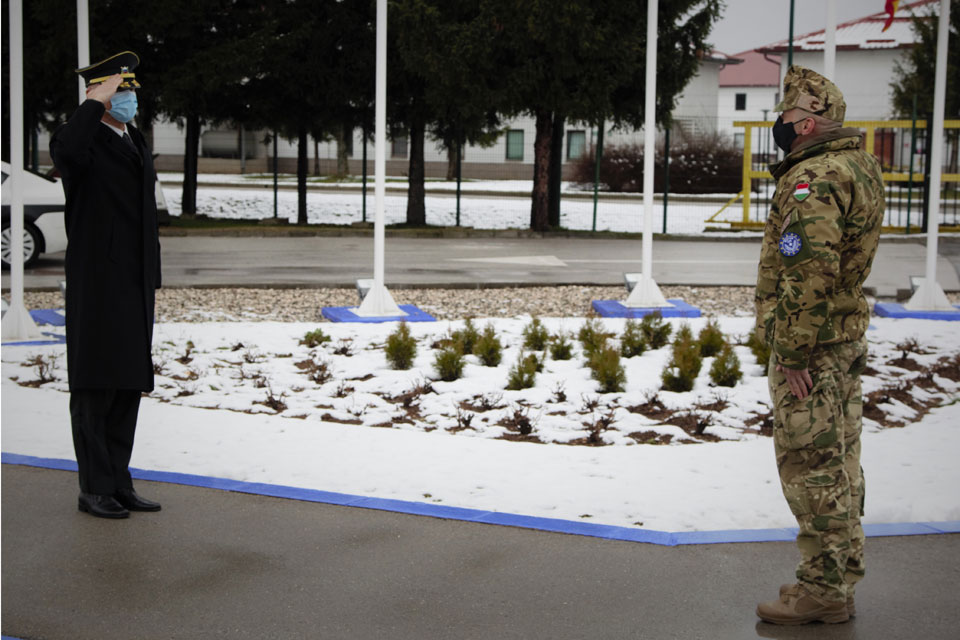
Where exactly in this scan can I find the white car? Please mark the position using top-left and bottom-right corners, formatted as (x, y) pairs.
(1, 160), (169, 269)
(1, 161), (68, 269)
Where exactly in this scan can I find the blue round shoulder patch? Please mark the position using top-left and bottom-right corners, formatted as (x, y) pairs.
(779, 231), (802, 257)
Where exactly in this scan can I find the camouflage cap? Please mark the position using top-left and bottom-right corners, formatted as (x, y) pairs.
(775, 65), (845, 123)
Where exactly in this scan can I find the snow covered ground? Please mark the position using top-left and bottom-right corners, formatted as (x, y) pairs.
(158, 175), (959, 235)
(3, 314), (959, 532)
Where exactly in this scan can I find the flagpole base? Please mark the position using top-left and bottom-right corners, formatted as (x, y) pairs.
(904, 279), (954, 311)
(355, 282), (404, 317)
(623, 276), (672, 308)
(1, 302), (43, 341)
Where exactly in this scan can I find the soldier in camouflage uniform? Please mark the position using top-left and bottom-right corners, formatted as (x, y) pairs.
(754, 66), (885, 626)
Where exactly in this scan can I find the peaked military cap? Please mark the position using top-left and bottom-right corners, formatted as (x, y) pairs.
(775, 65), (845, 123)
(76, 51), (141, 91)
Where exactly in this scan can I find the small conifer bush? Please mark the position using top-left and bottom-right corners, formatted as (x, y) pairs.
(384, 322), (417, 370)
(578, 317), (609, 356)
(433, 347), (465, 382)
(698, 318), (725, 357)
(661, 323), (703, 392)
(300, 328), (331, 348)
(640, 311), (672, 349)
(506, 352), (538, 390)
(549, 332), (574, 360)
(746, 329), (772, 376)
(450, 318), (480, 355)
(620, 319), (647, 358)
(588, 345), (627, 393)
(709, 342), (743, 387)
(522, 317), (550, 351)
(473, 324), (503, 367)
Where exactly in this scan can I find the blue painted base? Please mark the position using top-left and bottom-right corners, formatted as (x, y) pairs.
(321, 304), (436, 323)
(4, 452), (958, 546)
(592, 299), (701, 319)
(874, 302), (960, 321)
(30, 309), (66, 326)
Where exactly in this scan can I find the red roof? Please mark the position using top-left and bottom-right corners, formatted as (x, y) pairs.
(719, 50), (781, 87)
(758, 0), (937, 54)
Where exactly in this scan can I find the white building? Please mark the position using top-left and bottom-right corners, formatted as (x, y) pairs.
(757, 0), (938, 121)
(717, 50), (782, 146)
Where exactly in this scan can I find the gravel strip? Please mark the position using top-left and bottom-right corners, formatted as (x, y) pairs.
(17, 286), (959, 323)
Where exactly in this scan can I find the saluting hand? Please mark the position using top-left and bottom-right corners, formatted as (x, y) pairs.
(86, 74), (123, 107)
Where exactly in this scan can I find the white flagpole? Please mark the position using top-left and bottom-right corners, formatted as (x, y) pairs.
(624, 0), (669, 308)
(77, 0), (89, 103)
(906, 0), (953, 311)
(356, 0), (403, 317)
(824, 0), (836, 79)
(2, 0), (43, 341)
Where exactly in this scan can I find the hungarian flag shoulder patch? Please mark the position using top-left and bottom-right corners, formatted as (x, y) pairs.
(793, 183), (811, 202)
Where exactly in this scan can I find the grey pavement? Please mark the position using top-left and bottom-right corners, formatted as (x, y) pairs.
(3, 464), (960, 640)
(4, 234), (960, 297)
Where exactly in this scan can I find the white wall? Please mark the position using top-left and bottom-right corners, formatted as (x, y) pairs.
(718, 86), (780, 133)
(782, 49), (904, 120)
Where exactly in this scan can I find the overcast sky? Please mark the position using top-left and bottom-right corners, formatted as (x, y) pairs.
(708, 0), (893, 55)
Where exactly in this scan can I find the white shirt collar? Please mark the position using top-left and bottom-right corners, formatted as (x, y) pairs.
(101, 121), (128, 137)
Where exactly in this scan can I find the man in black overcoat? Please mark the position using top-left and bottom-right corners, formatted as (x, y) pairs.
(50, 51), (162, 519)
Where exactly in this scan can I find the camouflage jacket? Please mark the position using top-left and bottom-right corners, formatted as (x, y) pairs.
(755, 129), (884, 370)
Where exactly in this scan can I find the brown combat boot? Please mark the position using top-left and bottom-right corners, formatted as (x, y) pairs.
(780, 583), (855, 617)
(757, 583), (850, 625)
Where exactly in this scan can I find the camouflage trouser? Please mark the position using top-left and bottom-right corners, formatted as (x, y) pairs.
(768, 336), (868, 603)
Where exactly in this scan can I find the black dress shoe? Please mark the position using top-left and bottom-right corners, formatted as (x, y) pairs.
(78, 493), (130, 519)
(114, 489), (162, 512)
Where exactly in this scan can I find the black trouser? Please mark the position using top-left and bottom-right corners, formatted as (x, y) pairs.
(69, 389), (142, 495)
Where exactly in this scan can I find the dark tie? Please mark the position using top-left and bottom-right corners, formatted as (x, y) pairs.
(122, 131), (138, 154)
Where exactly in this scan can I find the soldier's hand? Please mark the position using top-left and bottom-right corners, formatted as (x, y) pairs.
(777, 364), (813, 400)
(86, 74), (123, 106)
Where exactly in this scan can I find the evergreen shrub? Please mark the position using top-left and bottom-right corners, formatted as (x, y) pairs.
(300, 328), (331, 348)
(698, 318), (725, 357)
(640, 311), (672, 349)
(620, 319), (647, 358)
(588, 346), (627, 393)
(384, 322), (417, 370)
(661, 323), (703, 392)
(506, 352), (538, 390)
(434, 347), (465, 382)
(451, 318), (480, 355)
(709, 342), (743, 387)
(746, 329), (772, 376)
(473, 324), (503, 367)
(549, 332), (574, 360)
(522, 317), (550, 351)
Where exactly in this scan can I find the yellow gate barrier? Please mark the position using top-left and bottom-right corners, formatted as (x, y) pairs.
(713, 119), (960, 232)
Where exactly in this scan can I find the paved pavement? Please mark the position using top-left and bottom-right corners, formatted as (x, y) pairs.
(3, 464), (959, 640)
(5, 234), (960, 297)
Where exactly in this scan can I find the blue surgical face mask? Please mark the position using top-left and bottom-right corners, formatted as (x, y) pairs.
(108, 91), (138, 123)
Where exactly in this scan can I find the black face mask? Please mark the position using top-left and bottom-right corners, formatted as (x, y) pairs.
(772, 115), (799, 153)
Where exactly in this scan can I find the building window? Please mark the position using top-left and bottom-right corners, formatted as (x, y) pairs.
(735, 93), (747, 111)
(391, 136), (408, 158)
(505, 129), (524, 161)
(566, 130), (586, 160)
(734, 132), (745, 149)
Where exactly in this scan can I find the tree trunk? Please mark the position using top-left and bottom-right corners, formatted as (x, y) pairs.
(181, 113), (200, 218)
(446, 143), (457, 181)
(548, 112), (565, 228)
(313, 137), (320, 176)
(297, 124), (308, 225)
(530, 108), (553, 232)
(337, 124), (351, 177)
(406, 116), (426, 226)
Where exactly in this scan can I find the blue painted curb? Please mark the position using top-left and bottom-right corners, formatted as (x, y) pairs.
(874, 302), (960, 321)
(4, 452), (958, 546)
(591, 299), (702, 319)
(30, 308), (66, 326)
(321, 304), (436, 323)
